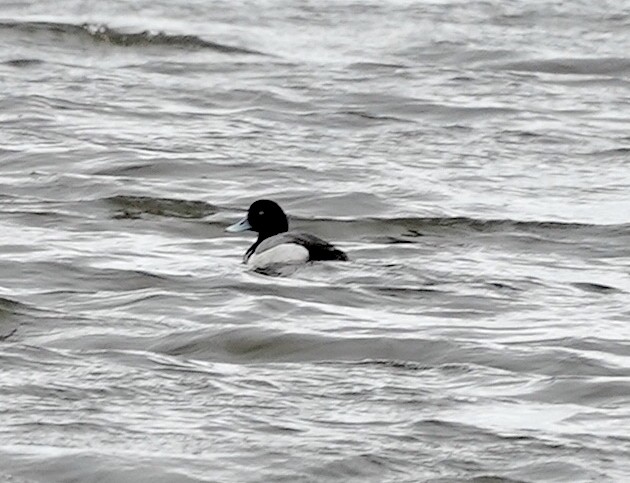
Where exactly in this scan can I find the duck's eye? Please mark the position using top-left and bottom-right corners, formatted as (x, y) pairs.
(258, 210), (264, 216)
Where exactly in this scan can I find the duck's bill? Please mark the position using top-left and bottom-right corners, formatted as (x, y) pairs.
(226, 216), (252, 232)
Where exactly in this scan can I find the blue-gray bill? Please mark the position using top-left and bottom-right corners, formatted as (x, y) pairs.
(226, 217), (252, 232)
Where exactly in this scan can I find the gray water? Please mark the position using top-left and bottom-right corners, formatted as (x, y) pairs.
(1, 1), (630, 481)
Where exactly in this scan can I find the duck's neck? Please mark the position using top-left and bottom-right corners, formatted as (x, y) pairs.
(244, 239), (261, 262)
(244, 231), (278, 262)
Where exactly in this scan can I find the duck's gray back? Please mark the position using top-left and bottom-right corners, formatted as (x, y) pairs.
(256, 231), (348, 261)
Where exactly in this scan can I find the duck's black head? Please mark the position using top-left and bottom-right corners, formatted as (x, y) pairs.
(227, 199), (289, 240)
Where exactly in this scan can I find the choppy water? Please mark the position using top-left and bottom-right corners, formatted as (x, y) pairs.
(1, 1), (630, 481)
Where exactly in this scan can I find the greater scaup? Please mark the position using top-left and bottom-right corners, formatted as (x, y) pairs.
(227, 199), (348, 270)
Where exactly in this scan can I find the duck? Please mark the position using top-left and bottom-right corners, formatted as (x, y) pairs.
(226, 199), (348, 271)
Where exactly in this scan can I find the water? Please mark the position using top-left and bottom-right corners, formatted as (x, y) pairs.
(1, 1), (630, 481)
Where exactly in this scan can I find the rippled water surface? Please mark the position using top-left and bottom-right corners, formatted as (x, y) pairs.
(1, 1), (630, 481)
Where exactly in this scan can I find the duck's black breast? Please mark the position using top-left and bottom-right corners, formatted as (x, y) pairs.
(253, 231), (348, 262)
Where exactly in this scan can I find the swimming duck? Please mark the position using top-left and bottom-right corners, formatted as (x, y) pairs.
(227, 199), (348, 270)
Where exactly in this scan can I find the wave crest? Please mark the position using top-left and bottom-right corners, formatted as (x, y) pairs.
(0, 21), (261, 54)
(106, 195), (217, 219)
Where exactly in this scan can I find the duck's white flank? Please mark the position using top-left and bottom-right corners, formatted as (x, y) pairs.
(247, 243), (309, 270)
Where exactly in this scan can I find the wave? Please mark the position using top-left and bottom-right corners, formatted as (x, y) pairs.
(0, 297), (31, 341)
(572, 282), (622, 294)
(0, 296), (30, 315)
(102, 194), (630, 240)
(106, 195), (217, 219)
(46, 326), (628, 377)
(287, 215), (630, 242)
(0, 21), (261, 54)
(0, 58), (44, 67)
(495, 57), (630, 75)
